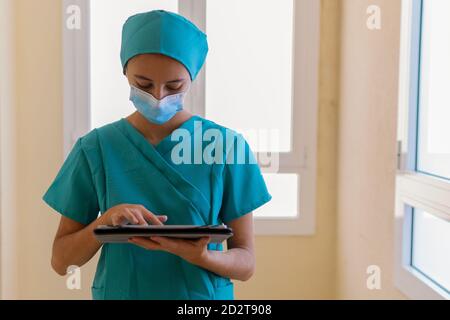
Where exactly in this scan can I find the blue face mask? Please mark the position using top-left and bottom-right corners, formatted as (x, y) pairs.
(129, 85), (189, 125)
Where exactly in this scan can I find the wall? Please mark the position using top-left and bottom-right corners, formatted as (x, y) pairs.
(0, 0), (18, 299)
(14, 0), (98, 299)
(336, 0), (407, 299)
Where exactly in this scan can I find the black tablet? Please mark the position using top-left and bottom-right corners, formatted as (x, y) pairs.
(94, 224), (233, 244)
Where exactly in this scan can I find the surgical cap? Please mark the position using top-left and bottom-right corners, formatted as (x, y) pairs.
(120, 10), (209, 81)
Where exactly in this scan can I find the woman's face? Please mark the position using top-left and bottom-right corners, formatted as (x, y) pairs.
(125, 53), (191, 100)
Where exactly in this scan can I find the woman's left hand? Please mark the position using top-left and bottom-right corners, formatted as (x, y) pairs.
(128, 236), (211, 265)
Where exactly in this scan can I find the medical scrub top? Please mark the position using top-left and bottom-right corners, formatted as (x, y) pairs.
(42, 115), (272, 300)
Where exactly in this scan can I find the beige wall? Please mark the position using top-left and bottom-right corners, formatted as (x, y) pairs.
(336, 0), (406, 299)
(0, 0), (18, 299)
(13, 0), (98, 299)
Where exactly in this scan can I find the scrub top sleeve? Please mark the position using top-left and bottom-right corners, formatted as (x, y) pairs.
(42, 138), (100, 225)
(219, 134), (272, 224)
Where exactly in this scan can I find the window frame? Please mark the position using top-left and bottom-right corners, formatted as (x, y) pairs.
(62, 0), (91, 157)
(62, 0), (320, 236)
(395, 0), (450, 300)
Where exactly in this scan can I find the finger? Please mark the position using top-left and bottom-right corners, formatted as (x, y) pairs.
(123, 208), (139, 225)
(150, 236), (180, 251)
(111, 214), (128, 226)
(132, 208), (165, 225)
(157, 215), (168, 222)
(129, 237), (162, 250)
(201, 236), (211, 244)
(193, 236), (211, 245)
(135, 205), (164, 225)
(132, 210), (148, 226)
(111, 216), (121, 226)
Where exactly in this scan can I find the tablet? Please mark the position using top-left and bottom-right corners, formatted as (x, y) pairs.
(93, 224), (233, 244)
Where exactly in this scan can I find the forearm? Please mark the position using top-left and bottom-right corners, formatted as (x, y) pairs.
(52, 215), (106, 275)
(195, 247), (255, 282)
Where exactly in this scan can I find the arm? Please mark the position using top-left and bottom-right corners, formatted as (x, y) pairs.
(130, 212), (256, 281)
(51, 215), (107, 276)
(198, 212), (256, 281)
(51, 204), (167, 276)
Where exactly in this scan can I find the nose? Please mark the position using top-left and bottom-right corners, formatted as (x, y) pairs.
(149, 86), (166, 100)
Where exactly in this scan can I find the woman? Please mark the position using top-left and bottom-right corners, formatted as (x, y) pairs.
(43, 10), (271, 300)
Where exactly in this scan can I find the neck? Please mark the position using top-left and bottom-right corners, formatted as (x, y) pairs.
(126, 110), (193, 142)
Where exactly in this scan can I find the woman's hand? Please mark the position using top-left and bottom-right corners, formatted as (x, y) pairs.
(129, 236), (211, 265)
(102, 204), (168, 226)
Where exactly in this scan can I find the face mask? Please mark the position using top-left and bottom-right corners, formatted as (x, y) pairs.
(129, 85), (189, 125)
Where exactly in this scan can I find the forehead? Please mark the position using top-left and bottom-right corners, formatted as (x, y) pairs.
(126, 53), (190, 80)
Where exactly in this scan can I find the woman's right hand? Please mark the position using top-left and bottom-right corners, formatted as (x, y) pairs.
(102, 204), (168, 226)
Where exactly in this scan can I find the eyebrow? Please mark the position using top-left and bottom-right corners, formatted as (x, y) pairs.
(134, 75), (185, 83)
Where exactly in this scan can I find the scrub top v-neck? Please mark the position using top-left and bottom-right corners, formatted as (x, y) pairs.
(42, 115), (272, 300)
(119, 115), (200, 156)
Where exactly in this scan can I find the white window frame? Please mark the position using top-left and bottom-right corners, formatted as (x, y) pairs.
(62, 0), (320, 236)
(62, 0), (91, 157)
(395, 0), (450, 300)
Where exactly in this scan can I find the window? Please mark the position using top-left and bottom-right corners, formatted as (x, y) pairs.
(205, 0), (294, 154)
(62, 0), (320, 235)
(395, 0), (450, 299)
(90, 0), (178, 129)
(412, 208), (450, 292)
(415, 0), (450, 180)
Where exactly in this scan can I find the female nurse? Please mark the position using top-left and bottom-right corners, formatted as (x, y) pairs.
(43, 10), (271, 300)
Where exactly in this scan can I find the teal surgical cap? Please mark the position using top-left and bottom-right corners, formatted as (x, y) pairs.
(120, 10), (209, 81)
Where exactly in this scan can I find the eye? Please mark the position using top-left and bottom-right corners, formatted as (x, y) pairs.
(167, 86), (182, 91)
(167, 82), (185, 91)
(137, 82), (152, 90)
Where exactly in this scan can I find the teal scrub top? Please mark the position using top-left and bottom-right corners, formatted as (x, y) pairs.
(42, 115), (272, 300)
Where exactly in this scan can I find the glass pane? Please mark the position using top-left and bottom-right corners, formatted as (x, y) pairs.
(89, 0), (178, 129)
(417, 0), (450, 180)
(205, 0), (294, 152)
(412, 208), (450, 293)
(254, 174), (298, 218)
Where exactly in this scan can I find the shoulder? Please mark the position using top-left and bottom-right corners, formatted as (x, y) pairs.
(193, 116), (253, 162)
(193, 115), (245, 146)
(74, 119), (122, 170)
(193, 115), (236, 133)
(77, 119), (122, 151)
